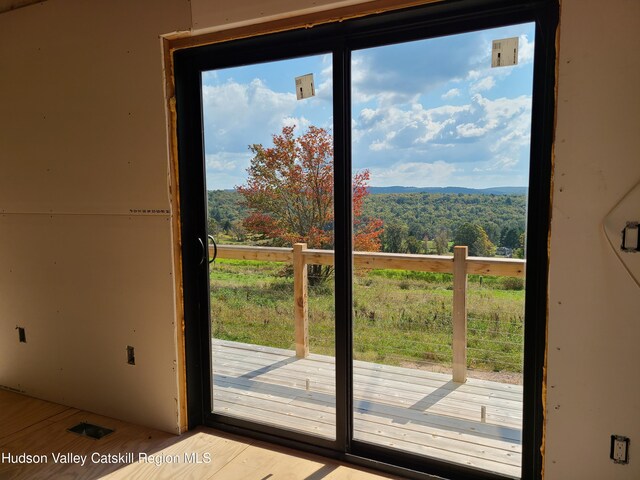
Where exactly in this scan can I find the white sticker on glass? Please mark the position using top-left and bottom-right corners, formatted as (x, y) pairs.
(295, 73), (315, 100)
(492, 37), (519, 68)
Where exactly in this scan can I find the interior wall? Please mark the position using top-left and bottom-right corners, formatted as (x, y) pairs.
(546, 0), (640, 478)
(190, 0), (369, 33)
(0, 0), (191, 433)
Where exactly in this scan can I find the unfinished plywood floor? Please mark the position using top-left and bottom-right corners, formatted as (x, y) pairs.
(0, 389), (400, 479)
(213, 340), (523, 478)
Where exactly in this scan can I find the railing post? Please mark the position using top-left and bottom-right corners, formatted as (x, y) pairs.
(452, 246), (468, 383)
(293, 243), (309, 358)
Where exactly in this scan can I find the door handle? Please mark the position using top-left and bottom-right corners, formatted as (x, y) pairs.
(208, 235), (217, 264)
(198, 237), (205, 266)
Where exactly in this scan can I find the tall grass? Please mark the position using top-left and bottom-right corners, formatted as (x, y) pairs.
(210, 258), (524, 375)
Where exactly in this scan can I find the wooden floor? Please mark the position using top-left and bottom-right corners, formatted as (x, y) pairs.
(0, 388), (400, 480)
(213, 340), (523, 478)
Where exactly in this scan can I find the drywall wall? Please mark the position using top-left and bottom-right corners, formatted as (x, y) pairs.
(545, 0), (640, 478)
(0, 0), (191, 433)
(190, 0), (368, 33)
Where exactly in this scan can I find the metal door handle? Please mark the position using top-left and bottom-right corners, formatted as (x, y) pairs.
(198, 237), (205, 265)
(208, 235), (217, 264)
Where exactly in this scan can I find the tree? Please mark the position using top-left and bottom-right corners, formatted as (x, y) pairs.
(454, 222), (496, 257)
(483, 221), (501, 245)
(406, 235), (423, 254)
(237, 125), (383, 283)
(513, 232), (526, 259)
(383, 220), (408, 253)
(500, 226), (522, 249)
(230, 220), (247, 242)
(434, 229), (449, 255)
(207, 217), (219, 237)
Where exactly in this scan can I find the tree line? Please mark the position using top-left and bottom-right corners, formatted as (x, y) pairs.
(207, 189), (525, 257)
(364, 192), (525, 257)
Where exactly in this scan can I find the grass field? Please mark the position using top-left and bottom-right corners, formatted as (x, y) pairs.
(209, 258), (525, 376)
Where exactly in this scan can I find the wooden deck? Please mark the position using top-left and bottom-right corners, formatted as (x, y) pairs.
(212, 339), (523, 478)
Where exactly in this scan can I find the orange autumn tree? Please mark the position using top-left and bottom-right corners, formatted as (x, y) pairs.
(237, 125), (383, 284)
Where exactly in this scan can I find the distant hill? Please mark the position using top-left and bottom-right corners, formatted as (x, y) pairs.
(207, 187), (528, 250)
(367, 186), (528, 196)
(361, 191), (526, 246)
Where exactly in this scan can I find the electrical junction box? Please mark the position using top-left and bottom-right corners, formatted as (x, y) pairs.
(622, 222), (639, 252)
(604, 180), (640, 288)
(492, 37), (519, 67)
(295, 73), (315, 100)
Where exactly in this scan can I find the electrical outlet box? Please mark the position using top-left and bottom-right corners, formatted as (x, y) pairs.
(17, 327), (26, 343)
(622, 222), (639, 252)
(611, 435), (630, 464)
(127, 346), (135, 365)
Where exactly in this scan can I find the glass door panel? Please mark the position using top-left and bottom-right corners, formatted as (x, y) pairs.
(202, 54), (336, 440)
(351, 24), (535, 476)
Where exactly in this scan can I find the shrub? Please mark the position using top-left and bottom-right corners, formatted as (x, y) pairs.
(501, 277), (524, 290)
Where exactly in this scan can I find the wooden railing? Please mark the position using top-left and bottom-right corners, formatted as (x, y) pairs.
(209, 243), (525, 383)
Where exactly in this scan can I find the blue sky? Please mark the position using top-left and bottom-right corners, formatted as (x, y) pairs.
(201, 23), (535, 190)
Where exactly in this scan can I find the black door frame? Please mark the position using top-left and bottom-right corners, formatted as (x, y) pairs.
(174, 1), (558, 478)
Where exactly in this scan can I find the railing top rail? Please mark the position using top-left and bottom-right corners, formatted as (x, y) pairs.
(210, 244), (525, 277)
(466, 256), (525, 277)
(215, 244), (293, 262)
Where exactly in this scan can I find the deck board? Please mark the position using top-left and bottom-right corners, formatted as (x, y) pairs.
(212, 339), (523, 478)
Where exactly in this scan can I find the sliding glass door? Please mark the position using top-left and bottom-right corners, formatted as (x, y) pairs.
(350, 25), (534, 478)
(174, 2), (556, 478)
(201, 54), (337, 440)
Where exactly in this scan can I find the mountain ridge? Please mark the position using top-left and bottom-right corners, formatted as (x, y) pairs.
(367, 186), (527, 195)
(209, 186), (528, 195)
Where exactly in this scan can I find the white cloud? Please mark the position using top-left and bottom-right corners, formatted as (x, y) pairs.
(518, 34), (535, 64)
(282, 116), (311, 132)
(442, 88), (461, 99)
(470, 76), (496, 93)
(426, 104), (471, 117)
(205, 152), (253, 190)
(352, 92), (533, 189)
(202, 78), (298, 152)
(456, 123), (489, 138)
(351, 56), (374, 104)
(475, 94), (531, 131)
(369, 161), (457, 187)
(201, 70), (218, 83)
(351, 32), (482, 105)
(370, 140), (389, 152)
(315, 57), (334, 101)
(466, 69), (482, 81)
(356, 103), (472, 153)
(201, 78), (315, 189)
(359, 108), (379, 124)
(473, 154), (519, 172)
(205, 152), (247, 171)
(461, 33), (534, 100)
